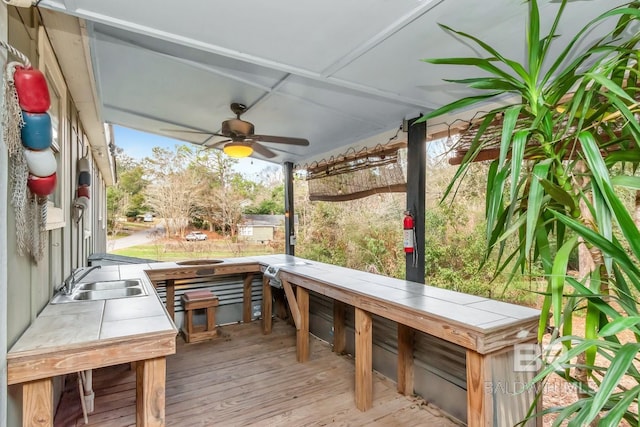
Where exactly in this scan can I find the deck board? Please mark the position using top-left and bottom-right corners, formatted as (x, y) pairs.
(55, 320), (462, 426)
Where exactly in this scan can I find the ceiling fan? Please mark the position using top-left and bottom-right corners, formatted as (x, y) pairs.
(175, 103), (309, 159)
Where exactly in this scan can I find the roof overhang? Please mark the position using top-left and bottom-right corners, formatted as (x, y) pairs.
(36, 0), (621, 167)
(39, 8), (115, 185)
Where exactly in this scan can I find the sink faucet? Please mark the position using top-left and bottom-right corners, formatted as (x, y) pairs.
(61, 265), (102, 295)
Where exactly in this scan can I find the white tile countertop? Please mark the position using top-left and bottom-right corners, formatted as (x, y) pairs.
(9, 265), (176, 355)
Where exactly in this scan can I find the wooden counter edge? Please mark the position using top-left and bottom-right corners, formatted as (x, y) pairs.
(279, 271), (540, 354)
(145, 263), (261, 282)
(7, 331), (177, 385)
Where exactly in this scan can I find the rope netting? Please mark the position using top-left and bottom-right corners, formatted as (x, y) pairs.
(300, 141), (407, 202)
(1, 42), (47, 261)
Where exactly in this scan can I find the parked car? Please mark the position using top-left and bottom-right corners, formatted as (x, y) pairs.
(185, 231), (207, 241)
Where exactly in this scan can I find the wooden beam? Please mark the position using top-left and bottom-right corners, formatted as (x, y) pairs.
(8, 334), (176, 385)
(136, 357), (166, 427)
(397, 324), (415, 395)
(296, 286), (310, 363)
(333, 300), (346, 354)
(262, 275), (272, 334)
(281, 278), (301, 330)
(23, 378), (53, 427)
(355, 307), (373, 411)
(308, 184), (407, 202)
(466, 349), (492, 427)
(243, 273), (254, 323)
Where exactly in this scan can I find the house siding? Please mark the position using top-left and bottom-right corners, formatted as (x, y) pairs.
(3, 6), (111, 426)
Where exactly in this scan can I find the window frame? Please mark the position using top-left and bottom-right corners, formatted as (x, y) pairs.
(38, 27), (68, 230)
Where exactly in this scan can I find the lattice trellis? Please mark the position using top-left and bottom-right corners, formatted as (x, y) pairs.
(301, 141), (407, 202)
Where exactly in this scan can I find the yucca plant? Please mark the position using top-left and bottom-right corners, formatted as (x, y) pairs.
(418, 1), (640, 425)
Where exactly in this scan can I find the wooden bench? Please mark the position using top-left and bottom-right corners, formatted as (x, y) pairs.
(181, 290), (219, 343)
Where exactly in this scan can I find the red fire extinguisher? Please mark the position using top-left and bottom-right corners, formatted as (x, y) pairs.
(403, 211), (414, 254)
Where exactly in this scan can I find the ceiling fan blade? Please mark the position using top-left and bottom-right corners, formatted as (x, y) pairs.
(204, 139), (230, 148)
(161, 128), (218, 136)
(251, 134), (309, 146)
(251, 143), (277, 159)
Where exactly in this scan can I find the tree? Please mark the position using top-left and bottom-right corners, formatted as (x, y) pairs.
(106, 149), (148, 232)
(420, 1), (640, 424)
(144, 146), (195, 237)
(188, 148), (250, 236)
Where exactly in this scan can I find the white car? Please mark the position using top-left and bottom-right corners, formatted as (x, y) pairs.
(185, 231), (207, 241)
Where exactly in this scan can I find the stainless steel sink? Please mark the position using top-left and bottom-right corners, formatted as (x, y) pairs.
(76, 279), (142, 291)
(51, 279), (147, 304)
(73, 287), (146, 300)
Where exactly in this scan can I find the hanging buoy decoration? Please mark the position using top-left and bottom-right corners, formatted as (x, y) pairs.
(13, 66), (51, 112)
(2, 40), (56, 262)
(73, 155), (91, 222)
(21, 111), (52, 149)
(27, 173), (57, 196)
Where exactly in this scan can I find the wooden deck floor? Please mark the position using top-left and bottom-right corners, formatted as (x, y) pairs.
(55, 320), (462, 426)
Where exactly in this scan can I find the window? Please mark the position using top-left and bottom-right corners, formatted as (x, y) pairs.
(38, 27), (68, 230)
(239, 226), (253, 236)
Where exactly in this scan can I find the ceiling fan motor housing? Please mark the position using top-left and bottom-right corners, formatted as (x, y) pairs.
(222, 118), (254, 137)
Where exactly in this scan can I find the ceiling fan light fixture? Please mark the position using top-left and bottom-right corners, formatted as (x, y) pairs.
(223, 141), (253, 158)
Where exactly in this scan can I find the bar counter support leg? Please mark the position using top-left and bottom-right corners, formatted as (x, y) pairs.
(22, 378), (53, 427)
(333, 300), (346, 354)
(466, 349), (492, 427)
(262, 275), (272, 334)
(355, 307), (373, 411)
(296, 286), (309, 363)
(243, 273), (254, 323)
(136, 357), (166, 427)
(397, 324), (415, 395)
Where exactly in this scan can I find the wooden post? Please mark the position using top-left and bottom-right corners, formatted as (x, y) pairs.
(165, 279), (175, 321)
(466, 349), (492, 427)
(23, 378), (53, 427)
(397, 324), (415, 395)
(136, 357), (166, 427)
(281, 279), (301, 330)
(243, 273), (254, 323)
(262, 275), (272, 334)
(355, 307), (373, 411)
(296, 286), (310, 363)
(333, 300), (346, 354)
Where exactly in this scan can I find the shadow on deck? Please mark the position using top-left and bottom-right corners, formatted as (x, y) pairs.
(55, 320), (462, 426)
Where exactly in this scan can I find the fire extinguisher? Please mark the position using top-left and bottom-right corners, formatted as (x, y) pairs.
(404, 211), (418, 267)
(403, 211), (414, 254)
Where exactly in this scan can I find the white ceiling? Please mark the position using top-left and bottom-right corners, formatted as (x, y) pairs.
(38, 0), (621, 166)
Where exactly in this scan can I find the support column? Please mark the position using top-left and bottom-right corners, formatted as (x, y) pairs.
(296, 286), (309, 363)
(397, 324), (415, 395)
(136, 357), (166, 427)
(262, 275), (272, 334)
(405, 117), (426, 283)
(284, 161), (295, 256)
(22, 378), (53, 427)
(355, 307), (373, 411)
(466, 349), (492, 427)
(333, 300), (346, 354)
(242, 273), (254, 323)
(165, 280), (175, 321)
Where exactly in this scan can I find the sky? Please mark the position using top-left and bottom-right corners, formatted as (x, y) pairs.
(112, 125), (278, 181)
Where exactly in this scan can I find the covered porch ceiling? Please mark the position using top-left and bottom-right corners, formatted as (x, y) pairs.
(38, 0), (619, 166)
